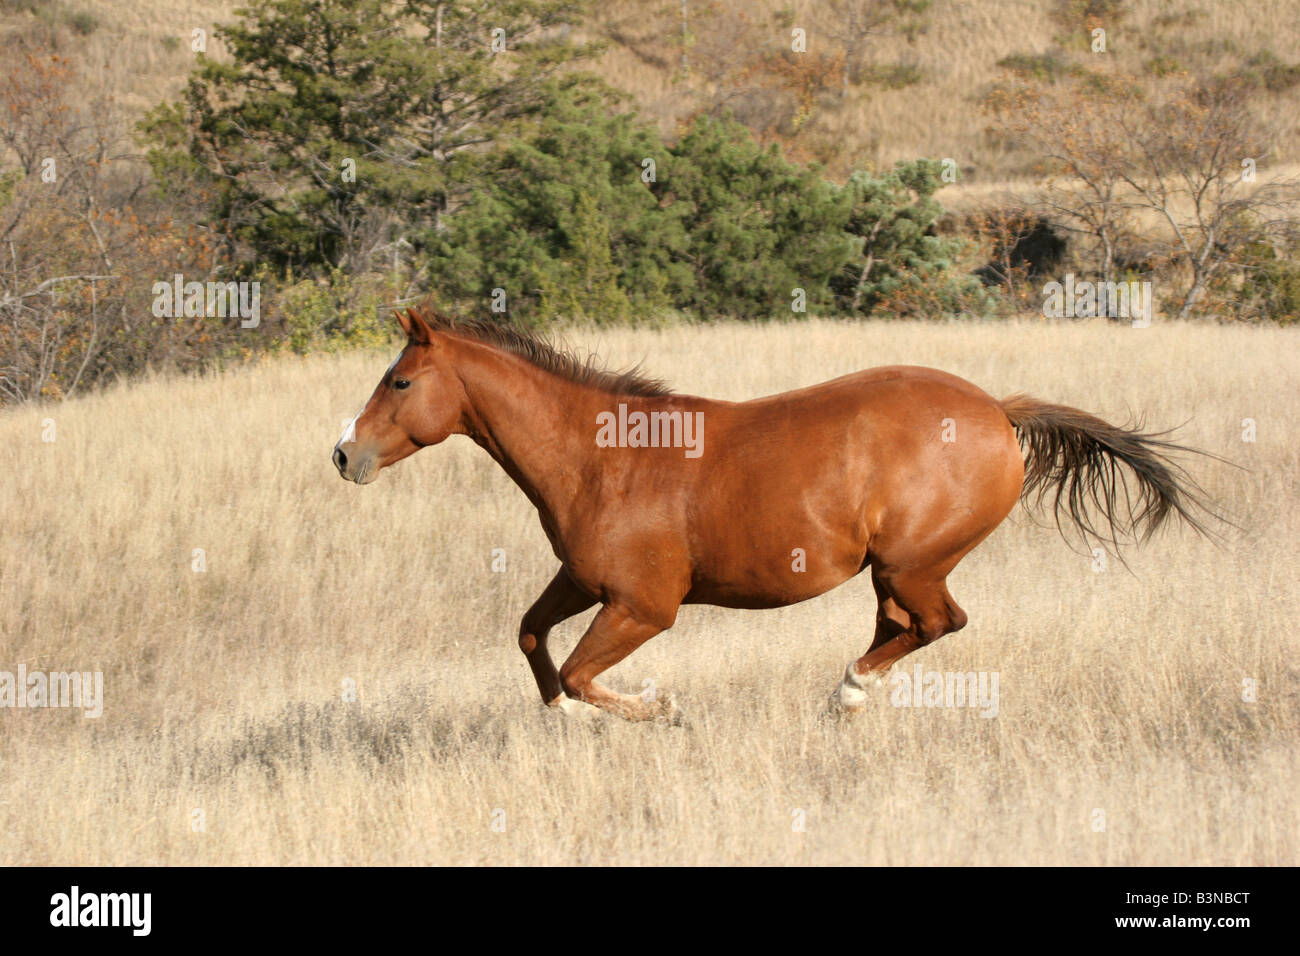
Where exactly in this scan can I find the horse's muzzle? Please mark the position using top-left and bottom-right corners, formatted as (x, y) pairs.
(332, 444), (377, 484)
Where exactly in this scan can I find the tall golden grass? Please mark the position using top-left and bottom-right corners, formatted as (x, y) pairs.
(2, 317), (1295, 865)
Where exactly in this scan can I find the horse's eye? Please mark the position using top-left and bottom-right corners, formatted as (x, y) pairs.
(392, 379), (411, 390)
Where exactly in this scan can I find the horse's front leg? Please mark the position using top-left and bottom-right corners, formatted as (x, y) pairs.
(558, 601), (683, 722)
(517, 569), (596, 706)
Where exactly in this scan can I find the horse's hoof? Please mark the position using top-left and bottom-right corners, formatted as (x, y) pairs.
(548, 694), (602, 719)
(825, 664), (883, 717)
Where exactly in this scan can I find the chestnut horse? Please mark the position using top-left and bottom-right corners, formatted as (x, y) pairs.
(332, 306), (1216, 721)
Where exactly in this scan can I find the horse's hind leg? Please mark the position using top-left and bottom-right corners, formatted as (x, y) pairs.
(518, 569), (596, 706)
(831, 569), (967, 711)
(866, 572), (911, 652)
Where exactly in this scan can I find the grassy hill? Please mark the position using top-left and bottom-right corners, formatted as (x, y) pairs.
(6, 0), (1300, 195)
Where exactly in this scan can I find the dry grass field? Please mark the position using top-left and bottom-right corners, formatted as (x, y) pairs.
(2, 318), (1296, 865)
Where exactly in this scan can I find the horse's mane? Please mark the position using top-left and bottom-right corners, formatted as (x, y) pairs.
(409, 303), (674, 398)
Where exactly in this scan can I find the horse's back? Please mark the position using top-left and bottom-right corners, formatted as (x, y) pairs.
(717, 364), (1013, 462)
(739, 364), (1000, 412)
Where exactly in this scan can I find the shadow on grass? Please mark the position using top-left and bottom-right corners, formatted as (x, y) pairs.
(177, 685), (524, 785)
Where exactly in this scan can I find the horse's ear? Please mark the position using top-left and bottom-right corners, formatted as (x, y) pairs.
(396, 308), (433, 345)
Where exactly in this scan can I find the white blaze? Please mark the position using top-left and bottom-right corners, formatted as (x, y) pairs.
(337, 409), (362, 447)
(336, 353), (399, 450)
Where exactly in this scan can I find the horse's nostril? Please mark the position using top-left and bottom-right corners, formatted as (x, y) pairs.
(333, 447), (347, 471)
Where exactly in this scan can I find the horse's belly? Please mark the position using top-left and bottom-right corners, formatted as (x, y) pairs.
(684, 529), (868, 609)
(684, 564), (863, 608)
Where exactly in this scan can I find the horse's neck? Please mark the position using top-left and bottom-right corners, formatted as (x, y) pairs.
(454, 341), (598, 521)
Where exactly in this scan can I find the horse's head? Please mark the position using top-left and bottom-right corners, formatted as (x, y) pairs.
(332, 308), (466, 484)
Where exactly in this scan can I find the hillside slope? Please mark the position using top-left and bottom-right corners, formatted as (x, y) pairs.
(5, 0), (1300, 191)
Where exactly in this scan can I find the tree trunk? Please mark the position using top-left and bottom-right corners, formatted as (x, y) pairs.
(1177, 275), (1206, 320)
(850, 253), (875, 313)
(851, 220), (885, 313)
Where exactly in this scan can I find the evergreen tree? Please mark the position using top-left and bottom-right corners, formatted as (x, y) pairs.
(424, 79), (691, 323)
(833, 159), (987, 316)
(660, 116), (856, 320)
(143, 0), (594, 273)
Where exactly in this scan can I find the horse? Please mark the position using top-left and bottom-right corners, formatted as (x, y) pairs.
(332, 305), (1219, 721)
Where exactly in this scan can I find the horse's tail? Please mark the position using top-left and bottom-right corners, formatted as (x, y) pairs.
(999, 394), (1224, 547)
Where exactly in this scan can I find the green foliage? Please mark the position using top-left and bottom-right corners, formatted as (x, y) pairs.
(424, 79), (688, 324)
(1236, 240), (1300, 324)
(141, 0), (596, 274)
(139, 0), (1006, 330)
(659, 115), (855, 320)
(67, 9), (97, 34)
(21, 0), (97, 33)
(432, 106), (979, 323)
(833, 160), (990, 317)
(1053, 0), (1127, 31)
(0, 169), (21, 210)
(273, 268), (399, 353)
(1145, 55), (1184, 78)
(861, 62), (925, 89)
(895, 0), (935, 42)
(1235, 50), (1300, 93)
(997, 51), (1074, 83)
